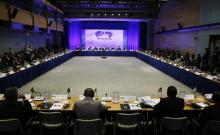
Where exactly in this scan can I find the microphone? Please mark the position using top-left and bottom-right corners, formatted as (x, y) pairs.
(30, 87), (35, 98)
(67, 88), (71, 99)
(30, 87), (42, 98)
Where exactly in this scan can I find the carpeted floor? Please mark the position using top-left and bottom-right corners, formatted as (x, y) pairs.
(19, 56), (192, 97)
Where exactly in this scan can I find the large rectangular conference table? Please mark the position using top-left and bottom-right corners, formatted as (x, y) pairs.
(0, 51), (75, 92)
(0, 50), (219, 94)
(31, 96), (205, 112)
(76, 51), (220, 93)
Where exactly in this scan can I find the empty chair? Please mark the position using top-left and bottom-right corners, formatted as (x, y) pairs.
(0, 118), (25, 135)
(75, 118), (104, 135)
(159, 117), (188, 135)
(202, 120), (220, 135)
(115, 113), (142, 135)
(38, 111), (67, 135)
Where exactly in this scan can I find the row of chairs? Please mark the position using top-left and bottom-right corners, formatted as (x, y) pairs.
(0, 112), (220, 135)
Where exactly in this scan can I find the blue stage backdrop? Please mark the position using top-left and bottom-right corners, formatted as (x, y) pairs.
(68, 20), (140, 50)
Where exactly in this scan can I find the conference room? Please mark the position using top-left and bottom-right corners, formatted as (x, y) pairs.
(0, 0), (220, 135)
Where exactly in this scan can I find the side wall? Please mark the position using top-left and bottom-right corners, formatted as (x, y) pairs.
(0, 31), (52, 54)
(154, 0), (220, 55)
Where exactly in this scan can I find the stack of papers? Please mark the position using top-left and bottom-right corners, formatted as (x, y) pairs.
(139, 96), (160, 107)
(194, 103), (208, 108)
(50, 103), (64, 110)
(129, 104), (142, 110)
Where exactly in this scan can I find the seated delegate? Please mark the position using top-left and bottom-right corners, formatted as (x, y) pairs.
(74, 88), (108, 119)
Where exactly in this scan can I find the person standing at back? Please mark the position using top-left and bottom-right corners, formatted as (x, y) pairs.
(153, 86), (185, 122)
(74, 88), (108, 119)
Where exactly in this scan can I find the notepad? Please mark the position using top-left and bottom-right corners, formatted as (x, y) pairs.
(50, 103), (64, 110)
(129, 104), (142, 110)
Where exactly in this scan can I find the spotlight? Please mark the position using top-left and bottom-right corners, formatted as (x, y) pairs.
(104, 13), (107, 16)
(118, 13), (121, 16)
(125, 13), (128, 16)
(97, 13), (100, 16)
(90, 13), (94, 16)
(111, 13), (114, 16)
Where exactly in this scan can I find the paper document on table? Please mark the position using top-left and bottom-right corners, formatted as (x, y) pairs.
(129, 104), (142, 110)
(185, 68), (190, 71)
(206, 75), (214, 80)
(34, 96), (45, 101)
(0, 73), (7, 78)
(151, 99), (160, 104)
(205, 94), (213, 99)
(184, 94), (195, 100)
(8, 71), (15, 75)
(50, 103), (64, 110)
(0, 94), (3, 99)
(195, 103), (208, 108)
(52, 95), (67, 101)
(31, 103), (35, 107)
(141, 98), (160, 107)
(138, 96), (151, 102)
(20, 67), (26, 71)
(25, 94), (31, 99)
(194, 72), (201, 75)
(120, 96), (136, 101)
(102, 97), (112, 102)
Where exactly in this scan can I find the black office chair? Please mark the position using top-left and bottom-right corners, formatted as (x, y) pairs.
(75, 118), (104, 135)
(0, 118), (25, 135)
(38, 111), (67, 135)
(158, 117), (188, 135)
(202, 120), (220, 135)
(115, 113), (142, 135)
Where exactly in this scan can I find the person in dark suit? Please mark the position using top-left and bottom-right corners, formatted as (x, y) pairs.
(198, 91), (220, 128)
(74, 88), (108, 119)
(153, 86), (185, 122)
(0, 87), (32, 127)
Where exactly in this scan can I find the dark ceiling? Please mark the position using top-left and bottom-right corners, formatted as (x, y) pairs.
(48, 0), (172, 19)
